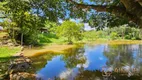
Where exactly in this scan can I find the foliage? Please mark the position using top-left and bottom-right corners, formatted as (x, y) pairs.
(0, 0), (141, 45)
(83, 30), (108, 41)
(3, 19), (18, 43)
(68, 0), (142, 28)
(38, 33), (58, 44)
(110, 32), (118, 40)
(1, 0), (67, 45)
(0, 1), (7, 10)
(83, 25), (142, 40)
(41, 24), (142, 44)
(83, 31), (98, 41)
(88, 13), (134, 30)
(44, 20), (58, 33)
(1, 0), (42, 45)
(56, 21), (83, 43)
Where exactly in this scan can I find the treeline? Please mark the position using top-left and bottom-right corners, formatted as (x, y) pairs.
(39, 22), (142, 45)
(83, 25), (142, 41)
(1, 18), (142, 45)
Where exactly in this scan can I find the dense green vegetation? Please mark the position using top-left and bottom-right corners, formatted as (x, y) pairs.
(0, 0), (142, 45)
(37, 24), (142, 44)
(56, 21), (83, 44)
(83, 25), (142, 41)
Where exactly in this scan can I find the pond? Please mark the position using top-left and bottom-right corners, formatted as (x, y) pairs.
(30, 44), (142, 80)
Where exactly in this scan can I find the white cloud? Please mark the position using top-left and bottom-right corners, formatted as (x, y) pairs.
(76, 60), (89, 68)
(59, 19), (63, 23)
(70, 18), (82, 23)
(0, 26), (3, 30)
(84, 23), (95, 31)
(123, 65), (130, 71)
(70, 19), (76, 22)
(59, 69), (72, 79)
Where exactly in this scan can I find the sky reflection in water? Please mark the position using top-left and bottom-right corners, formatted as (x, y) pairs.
(35, 44), (142, 80)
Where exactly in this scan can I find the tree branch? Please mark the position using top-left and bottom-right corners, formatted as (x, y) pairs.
(68, 0), (139, 23)
(120, 0), (142, 27)
(0, 16), (6, 18)
(68, 0), (124, 12)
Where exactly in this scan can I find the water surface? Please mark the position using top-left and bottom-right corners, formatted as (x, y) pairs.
(31, 44), (142, 80)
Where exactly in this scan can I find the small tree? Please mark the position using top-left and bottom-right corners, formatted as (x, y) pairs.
(56, 21), (83, 44)
(44, 20), (57, 33)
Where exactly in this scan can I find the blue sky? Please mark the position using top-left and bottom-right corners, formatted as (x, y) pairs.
(0, 19), (3, 22)
(84, 0), (95, 4)
(59, 18), (95, 31)
(61, 0), (96, 31)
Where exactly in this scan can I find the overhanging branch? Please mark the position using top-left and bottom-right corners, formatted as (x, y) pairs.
(68, 0), (124, 12)
(68, 0), (140, 24)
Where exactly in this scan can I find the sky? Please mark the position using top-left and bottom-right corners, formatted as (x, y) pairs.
(58, 0), (96, 31)
(67, 0), (96, 30)
(84, 0), (95, 4)
(0, 19), (3, 22)
(59, 18), (95, 31)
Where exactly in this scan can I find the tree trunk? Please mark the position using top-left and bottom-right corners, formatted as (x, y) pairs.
(68, 37), (73, 44)
(21, 33), (23, 46)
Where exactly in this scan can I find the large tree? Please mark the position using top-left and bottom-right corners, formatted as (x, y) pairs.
(0, 0), (66, 45)
(1, 0), (142, 28)
(56, 21), (83, 44)
(1, 0), (142, 27)
(67, 0), (142, 28)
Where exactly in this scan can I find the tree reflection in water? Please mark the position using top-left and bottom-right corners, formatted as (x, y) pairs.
(74, 44), (142, 80)
(103, 44), (142, 74)
(62, 47), (86, 68)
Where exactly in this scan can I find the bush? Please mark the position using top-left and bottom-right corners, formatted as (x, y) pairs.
(83, 31), (98, 40)
(110, 32), (118, 40)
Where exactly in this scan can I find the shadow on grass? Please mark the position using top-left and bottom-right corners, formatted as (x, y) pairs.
(39, 33), (58, 44)
(0, 56), (21, 62)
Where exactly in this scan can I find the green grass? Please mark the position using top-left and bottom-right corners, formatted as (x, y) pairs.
(0, 46), (20, 57)
(0, 32), (7, 38)
(38, 33), (68, 45)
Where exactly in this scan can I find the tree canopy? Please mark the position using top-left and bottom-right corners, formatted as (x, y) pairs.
(0, 0), (142, 26)
(56, 21), (83, 44)
(0, 0), (142, 45)
(1, 0), (142, 27)
(67, 0), (142, 28)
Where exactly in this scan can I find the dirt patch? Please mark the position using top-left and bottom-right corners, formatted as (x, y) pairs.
(23, 44), (75, 57)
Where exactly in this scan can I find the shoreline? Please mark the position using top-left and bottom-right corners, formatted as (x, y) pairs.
(86, 40), (142, 45)
(23, 44), (75, 57)
(23, 40), (142, 57)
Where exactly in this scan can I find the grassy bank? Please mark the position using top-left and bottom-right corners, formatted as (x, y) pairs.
(0, 32), (7, 38)
(85, 40), (142, 45)
(0, 46), (20, 57)
(0, 32), (21, 58)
